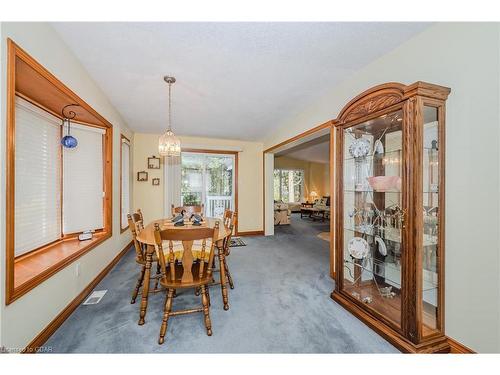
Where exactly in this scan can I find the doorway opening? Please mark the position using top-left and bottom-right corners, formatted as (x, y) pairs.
(263, 123), (335, 278)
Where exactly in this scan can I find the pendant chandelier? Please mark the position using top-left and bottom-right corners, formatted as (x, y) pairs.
(158, 76), (181, 157)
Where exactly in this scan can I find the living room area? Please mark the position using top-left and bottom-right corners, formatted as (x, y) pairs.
(273, 133), (331, 228)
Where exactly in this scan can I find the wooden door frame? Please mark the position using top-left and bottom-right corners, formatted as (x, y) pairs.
(262, 120), (335, 279)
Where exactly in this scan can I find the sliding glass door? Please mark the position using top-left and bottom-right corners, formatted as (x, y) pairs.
(181, 152), (235, 217)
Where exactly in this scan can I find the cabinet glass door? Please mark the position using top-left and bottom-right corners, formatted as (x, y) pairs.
(342, 109), (404, 328)
(421, 106), (441, 336)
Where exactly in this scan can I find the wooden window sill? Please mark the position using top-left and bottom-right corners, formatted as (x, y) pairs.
(11, 232), (111, 303)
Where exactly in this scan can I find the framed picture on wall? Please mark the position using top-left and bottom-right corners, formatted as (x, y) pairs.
(152, 178), (160, 186)
(148, 156), (161, 169)
(137, 171), (148, 181)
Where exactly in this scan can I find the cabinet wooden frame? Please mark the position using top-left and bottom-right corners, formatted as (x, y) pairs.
(5, 39), (113, 304)
(331, 82), (450, 353)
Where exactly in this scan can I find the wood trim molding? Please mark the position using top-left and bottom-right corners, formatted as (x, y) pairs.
(447, 337), (475, 354)
(181, 149), (239, 234)
(236, 230), (264, 237)
(182, 148), (239, 155)
(5, 39), (114, 304)
(12, 233), (111, 303)
(263, 119), (332, 154)
(337, 82), (406, 123)
(22, 241), (133, 353)
(331, 292), (450, 353)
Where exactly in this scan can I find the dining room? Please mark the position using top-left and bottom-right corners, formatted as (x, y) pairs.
(1, 6), (500, 372)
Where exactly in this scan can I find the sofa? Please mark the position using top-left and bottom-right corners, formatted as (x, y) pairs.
(274, 201), (291, 225)
(287, 202), (302, 213)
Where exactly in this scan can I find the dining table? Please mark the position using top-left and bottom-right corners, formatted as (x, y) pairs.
(135, 217), (232, 325)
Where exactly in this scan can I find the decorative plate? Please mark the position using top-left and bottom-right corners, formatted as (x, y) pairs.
(348, 237), (369, 259)
(375, 235), (387, 256)
(349, 138), (370, 158)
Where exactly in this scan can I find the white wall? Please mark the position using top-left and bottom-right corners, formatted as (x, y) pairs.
(264, 23), (500, 353)
(0, 23), (134, 349)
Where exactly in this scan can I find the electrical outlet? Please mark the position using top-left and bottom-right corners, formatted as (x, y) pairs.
(75, 263), (81, 277)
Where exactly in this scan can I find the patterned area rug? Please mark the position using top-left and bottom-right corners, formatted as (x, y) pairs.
(317, 232), (330, 242)
(230, 237), (246, 247)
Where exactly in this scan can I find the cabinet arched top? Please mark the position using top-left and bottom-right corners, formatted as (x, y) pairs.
(334, 81), (451, 125)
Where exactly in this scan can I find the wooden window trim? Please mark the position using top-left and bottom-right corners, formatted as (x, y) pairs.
(181, 148), (239, 235)
(5, 39), (113, 305)
(120, 134), (131, 233)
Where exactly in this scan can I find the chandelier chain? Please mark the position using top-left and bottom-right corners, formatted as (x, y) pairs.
(159, 75), (180, 157)
(168, 80), (172, 131)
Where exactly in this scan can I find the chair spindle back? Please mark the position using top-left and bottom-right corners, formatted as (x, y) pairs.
(154, 222), (219, 285)
(223, 211), (237, 256)
(128, 213), (145, 262)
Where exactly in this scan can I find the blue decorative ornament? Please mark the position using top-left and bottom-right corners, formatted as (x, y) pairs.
(61, 104), (79, 149)
(61, 135), (78, 148)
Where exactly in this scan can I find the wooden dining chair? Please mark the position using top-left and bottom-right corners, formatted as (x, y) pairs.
(154, 222), (219, 345)
(171, 204), (204, 217)
(222, 210), (237, 289)
(222, 208), (234, 228)
(214, 210), (237, 310)
(137, 208), (144, 225)
(128, 212), (161, 309)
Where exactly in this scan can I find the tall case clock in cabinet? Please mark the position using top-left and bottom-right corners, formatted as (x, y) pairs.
(331, 82), (451, 353)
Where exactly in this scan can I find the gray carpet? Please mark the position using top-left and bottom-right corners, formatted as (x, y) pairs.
(45, 214), (398, 353)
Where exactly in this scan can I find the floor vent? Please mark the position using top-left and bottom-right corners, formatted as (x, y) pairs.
(83, 290), (107, 305)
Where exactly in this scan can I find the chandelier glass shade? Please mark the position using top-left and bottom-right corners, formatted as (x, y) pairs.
(159, 129), (181, 157)
(159, 76), (181, 157)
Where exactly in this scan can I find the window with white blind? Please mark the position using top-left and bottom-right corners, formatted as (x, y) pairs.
(121, 136), (131, 230)
(14, 98), (61, 257)
(6, 42), (116, 302)
(63, 124), (105, 234)
(13, 97), (107, 257)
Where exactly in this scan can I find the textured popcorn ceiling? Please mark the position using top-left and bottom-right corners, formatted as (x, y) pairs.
(282, 140), (330, 164)
(51, 22), (430, 141)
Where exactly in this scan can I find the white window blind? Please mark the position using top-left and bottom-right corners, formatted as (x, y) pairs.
(121, 138), (131, 229)
(14, 97), (61, 256)
(63, 124), (105, 233)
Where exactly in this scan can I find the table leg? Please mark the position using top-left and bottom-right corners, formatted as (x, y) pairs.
(218, 245), (229, 311)
(138, 244), (154, 325)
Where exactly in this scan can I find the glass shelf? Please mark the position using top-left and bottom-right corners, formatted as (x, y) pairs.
(344, 226), (437, 246)
(344, 189), (438, 194)
(344, 149), (403, 162)
(344, 189), (401, 193)
(344, 147), (436, 162)
(344, 226), (401, 243)
(344, 257), (437, 292)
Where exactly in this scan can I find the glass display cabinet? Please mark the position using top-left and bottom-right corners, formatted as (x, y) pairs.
(331, 82), (451, 353)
